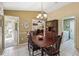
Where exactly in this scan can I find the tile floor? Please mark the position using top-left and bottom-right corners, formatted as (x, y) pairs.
(5, 39), (17, 48)
(1, 39), (79, 56)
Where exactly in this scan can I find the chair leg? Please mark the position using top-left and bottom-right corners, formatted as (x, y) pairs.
(41, 48), (44, 56)
(28, 48), (34, 56)
(58, 52), (60, 56)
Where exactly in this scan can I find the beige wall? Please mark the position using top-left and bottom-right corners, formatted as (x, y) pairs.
(4, 10), (39, 44)
(48, 2), (79, 49)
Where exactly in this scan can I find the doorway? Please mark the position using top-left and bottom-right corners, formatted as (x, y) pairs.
(62, 16), (75, 47)
(4, 16), (19, 48)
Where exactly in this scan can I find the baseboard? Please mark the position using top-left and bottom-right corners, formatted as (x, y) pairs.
(18, 42), (28, 46)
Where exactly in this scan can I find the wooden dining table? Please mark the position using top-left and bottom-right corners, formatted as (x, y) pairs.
(32, 31), (57, 55)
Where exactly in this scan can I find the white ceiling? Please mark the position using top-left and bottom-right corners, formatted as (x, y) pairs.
(3, 2), (71, 13)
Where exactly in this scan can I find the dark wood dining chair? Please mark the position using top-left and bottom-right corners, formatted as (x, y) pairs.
(28, 32), (41, 56)
(43, 32), (63, 56)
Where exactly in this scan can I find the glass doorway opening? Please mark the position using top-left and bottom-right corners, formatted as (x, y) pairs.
(4, 16), (19, 48)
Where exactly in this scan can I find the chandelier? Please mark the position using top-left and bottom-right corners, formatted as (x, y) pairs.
(36, 2), (48, 20)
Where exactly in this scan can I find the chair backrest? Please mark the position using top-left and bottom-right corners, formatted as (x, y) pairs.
(28, 31), (34, 46)
(56, 32), (63, 50)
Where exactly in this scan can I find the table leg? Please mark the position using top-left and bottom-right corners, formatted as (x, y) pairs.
(41, 48), (44, 56)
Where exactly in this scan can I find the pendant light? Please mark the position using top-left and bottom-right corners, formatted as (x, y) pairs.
(36, 2), (47, 21)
